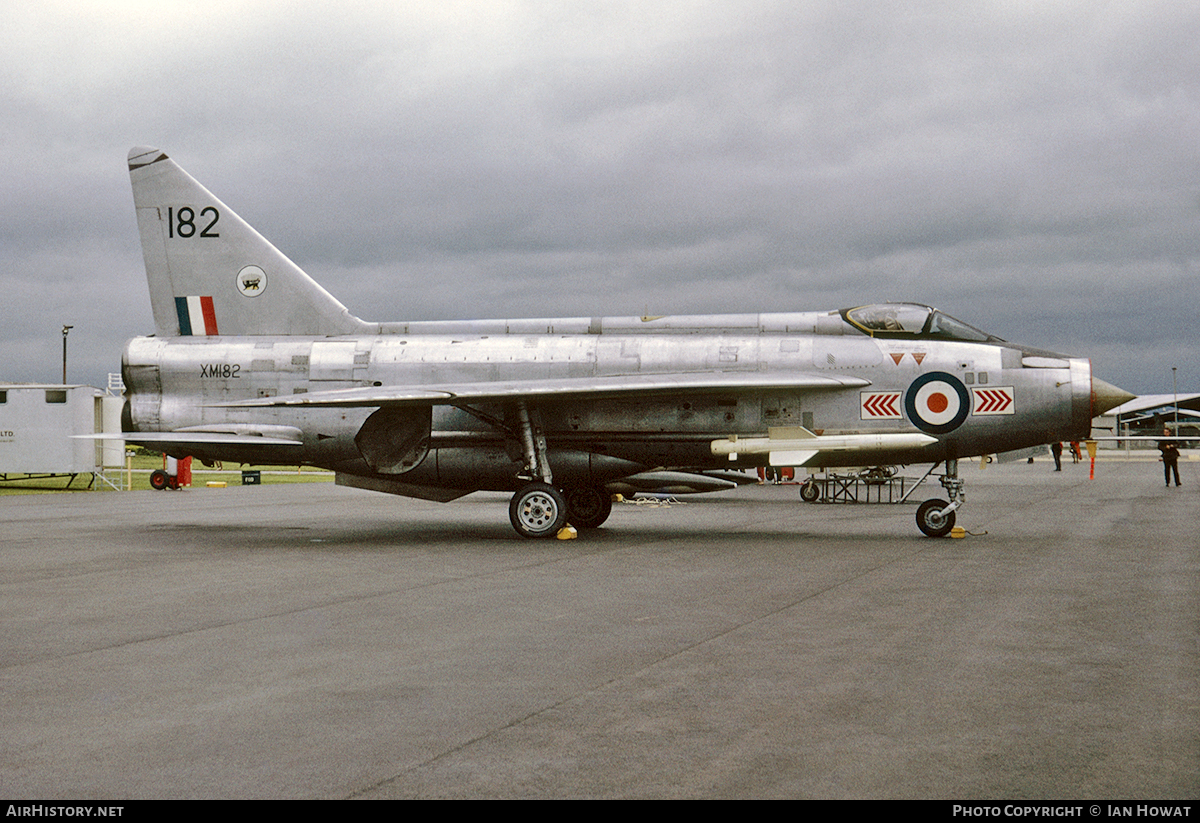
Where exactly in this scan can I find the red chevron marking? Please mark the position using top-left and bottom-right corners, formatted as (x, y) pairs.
(972, 387), (1014, 414)
(861, 392), (902, 419)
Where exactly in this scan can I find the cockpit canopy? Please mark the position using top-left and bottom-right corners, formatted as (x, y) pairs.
(840, 303), (1000, 342)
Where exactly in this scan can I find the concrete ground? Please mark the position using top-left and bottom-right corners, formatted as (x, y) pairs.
(1, 454), (1196, 799)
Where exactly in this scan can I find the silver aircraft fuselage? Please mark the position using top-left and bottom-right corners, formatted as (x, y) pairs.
(116, 146), (1133, 536)
(123, 309), (1098, 491)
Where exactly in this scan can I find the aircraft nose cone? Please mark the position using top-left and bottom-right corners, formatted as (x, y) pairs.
(1092, 376), (1135, 416)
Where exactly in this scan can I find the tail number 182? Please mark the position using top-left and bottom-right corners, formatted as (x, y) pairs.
(167, 206), (220, 238)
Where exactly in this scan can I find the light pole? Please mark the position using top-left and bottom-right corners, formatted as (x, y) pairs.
(1172, 366), (1178, 432)
(62, 325), (73, 384)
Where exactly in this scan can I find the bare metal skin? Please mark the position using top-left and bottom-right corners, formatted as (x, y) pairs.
(119, 147), (1133, 537)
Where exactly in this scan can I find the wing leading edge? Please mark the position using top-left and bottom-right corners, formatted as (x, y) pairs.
(79, 427), (304, 452)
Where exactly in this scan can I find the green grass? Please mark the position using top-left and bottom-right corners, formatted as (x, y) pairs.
(0, 455), (333, 495)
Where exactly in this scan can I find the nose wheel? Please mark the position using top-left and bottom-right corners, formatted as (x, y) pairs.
(916, 498), (955, 537)
(914, 458), (964, 537)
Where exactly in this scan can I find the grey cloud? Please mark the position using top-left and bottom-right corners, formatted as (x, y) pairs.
(2, 1), (1197, 395)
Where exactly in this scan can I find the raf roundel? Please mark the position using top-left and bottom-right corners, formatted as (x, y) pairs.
(904, 371), (970, 434)
(236, 265), (267, 297)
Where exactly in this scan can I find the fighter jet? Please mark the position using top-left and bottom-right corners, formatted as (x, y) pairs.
(119, 147), (1133, 537)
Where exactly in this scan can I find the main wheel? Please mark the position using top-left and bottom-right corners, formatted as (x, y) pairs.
(916, 498), (955, 538)
(150, 469), (170, 491)
(564, 486), (613, 529)
(510, 482), (568, 538)
(800, 480), (821, 503)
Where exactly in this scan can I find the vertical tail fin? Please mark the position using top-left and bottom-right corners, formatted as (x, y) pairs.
(127, 147), (370, 337)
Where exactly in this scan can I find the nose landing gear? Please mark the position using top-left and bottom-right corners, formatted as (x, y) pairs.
(915, 458), (965, 537)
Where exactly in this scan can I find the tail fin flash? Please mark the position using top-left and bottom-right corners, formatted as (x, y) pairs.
(127, 147), (369, 337)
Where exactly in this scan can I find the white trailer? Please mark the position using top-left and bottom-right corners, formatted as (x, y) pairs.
(0, 384), (123, 483)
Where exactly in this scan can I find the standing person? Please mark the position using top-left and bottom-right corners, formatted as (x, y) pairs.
(1051, 441), (1063, 471)
(1069, 441), (1082, 463)
(1159, 428), (1182, 487)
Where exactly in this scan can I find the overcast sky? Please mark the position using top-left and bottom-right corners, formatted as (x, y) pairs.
(3, 0), (1197, 395)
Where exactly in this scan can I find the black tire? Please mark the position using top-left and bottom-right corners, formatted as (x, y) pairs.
(564, 486), (613, 529)
(150, 469), (170, 491)
(800, 480), (821, 503)
(916, 498), (955, 538)
(509, 482), (568, 538)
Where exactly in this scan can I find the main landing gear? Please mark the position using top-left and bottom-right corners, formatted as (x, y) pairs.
(915, 458), (965, 538)
(562, 486), (613, 529)
(508, 483), (614, 538)
(507, 401), (614, 538)
(507, 402), (561, 538)
(510, 482), (567, 538)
